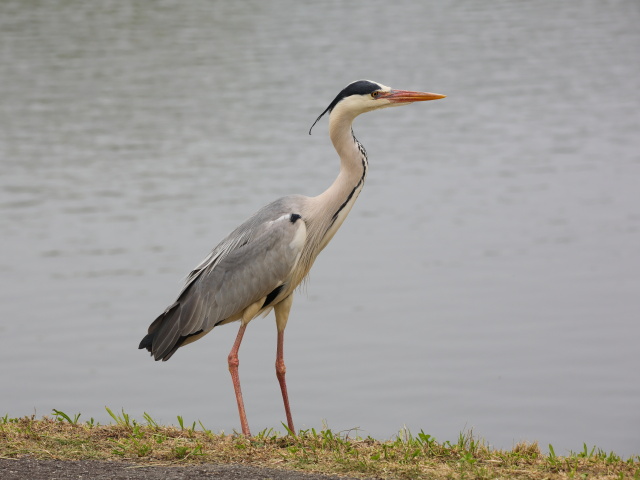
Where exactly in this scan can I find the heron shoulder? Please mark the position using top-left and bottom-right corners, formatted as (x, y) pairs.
(180, 195), (309, 295)
(183, 210), (307, 328)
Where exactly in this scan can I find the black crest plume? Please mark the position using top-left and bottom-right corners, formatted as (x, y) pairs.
(308, 80), (382, 135)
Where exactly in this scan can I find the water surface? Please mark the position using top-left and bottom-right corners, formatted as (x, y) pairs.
(1, 0), (639, 457)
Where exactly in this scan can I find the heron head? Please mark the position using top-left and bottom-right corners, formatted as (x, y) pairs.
(309, 80), (445, 134)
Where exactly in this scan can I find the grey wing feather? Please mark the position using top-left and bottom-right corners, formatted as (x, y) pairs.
(182, 196), (306, 294)
(140, 197), (307, 361)
(196, 214), (304, 322)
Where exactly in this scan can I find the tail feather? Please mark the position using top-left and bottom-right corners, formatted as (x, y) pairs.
(138, 303), (183, 361)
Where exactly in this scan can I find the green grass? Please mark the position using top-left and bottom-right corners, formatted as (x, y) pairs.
(1, 409), (638, 479)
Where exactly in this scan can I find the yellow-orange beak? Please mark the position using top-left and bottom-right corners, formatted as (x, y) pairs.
(380, 89), (446, 103)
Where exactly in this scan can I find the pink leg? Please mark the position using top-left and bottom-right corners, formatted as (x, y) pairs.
(276, 329), (295, 434)
(228, 323), (251, 436)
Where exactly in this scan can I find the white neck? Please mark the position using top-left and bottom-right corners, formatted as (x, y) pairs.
(309, 106), (368, 252)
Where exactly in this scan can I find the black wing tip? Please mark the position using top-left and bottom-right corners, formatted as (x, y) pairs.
(139, 333), (165, 361)
(139, 322), (205, 362)
(138, 333), (153, 351)
(139, 303), (181, 360)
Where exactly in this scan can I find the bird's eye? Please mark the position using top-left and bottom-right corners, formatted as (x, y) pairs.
(371, 91), (381, 99)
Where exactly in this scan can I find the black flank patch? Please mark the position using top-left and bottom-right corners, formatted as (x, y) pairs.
(263, 284), (285, 308)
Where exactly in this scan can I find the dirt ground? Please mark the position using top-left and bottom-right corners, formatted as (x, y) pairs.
(0, 458), (366, 480)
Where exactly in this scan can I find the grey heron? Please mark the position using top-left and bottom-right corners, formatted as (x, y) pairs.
(139, 80), (445, 436)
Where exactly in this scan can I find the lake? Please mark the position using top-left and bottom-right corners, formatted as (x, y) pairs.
(1, 0), (639, 458)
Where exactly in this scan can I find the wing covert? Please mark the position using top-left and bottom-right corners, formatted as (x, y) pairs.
(140, 197), (308, 361)
(179, 213), (306, 334)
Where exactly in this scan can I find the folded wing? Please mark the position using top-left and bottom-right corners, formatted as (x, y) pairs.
(140, 212), (306, 360)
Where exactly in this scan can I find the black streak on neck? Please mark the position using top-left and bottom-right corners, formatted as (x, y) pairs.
(328, 135), (368, 226)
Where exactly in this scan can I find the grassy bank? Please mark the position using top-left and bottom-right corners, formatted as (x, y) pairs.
(1, 409), (638, 479)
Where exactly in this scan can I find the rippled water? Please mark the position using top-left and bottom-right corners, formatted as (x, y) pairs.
(1, 0), (639, 457)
